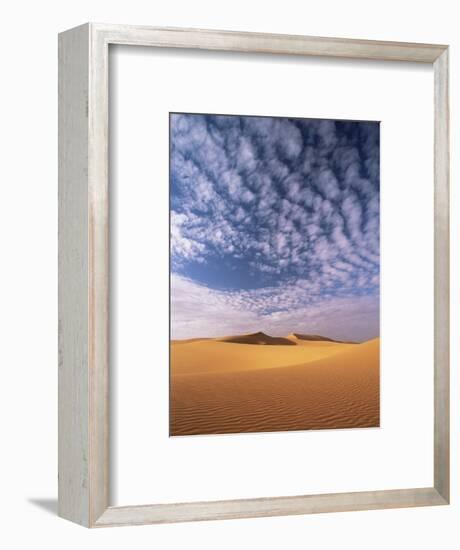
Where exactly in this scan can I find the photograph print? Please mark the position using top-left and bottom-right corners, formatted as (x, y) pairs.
(170, 112), (380, 436)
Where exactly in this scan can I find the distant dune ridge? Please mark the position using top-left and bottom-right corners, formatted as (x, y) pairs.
(170, 332), (380, 436)
(288, 333), (357, 344)
(171, 331), (355, 346)
(218, 331), (297, 346)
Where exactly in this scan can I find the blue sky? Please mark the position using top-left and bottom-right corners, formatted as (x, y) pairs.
(170, 113), (380, 342)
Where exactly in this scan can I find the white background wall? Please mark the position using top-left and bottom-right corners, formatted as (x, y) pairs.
(0, 1), (457, 548)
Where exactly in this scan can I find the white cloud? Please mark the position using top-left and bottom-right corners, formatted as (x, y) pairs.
(170, 114), (380, 341)
(170, 211), (205, 261)
(171, 274), (379, 342)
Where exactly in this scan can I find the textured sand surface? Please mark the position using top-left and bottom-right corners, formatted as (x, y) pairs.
(170, 336), (380, 436)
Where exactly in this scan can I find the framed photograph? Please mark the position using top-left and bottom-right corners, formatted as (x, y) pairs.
(58, 23), (450, 527)
(169, 112), (381, 437)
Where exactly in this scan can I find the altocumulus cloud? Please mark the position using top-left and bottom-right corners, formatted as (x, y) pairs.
(170, 113), (380, 342)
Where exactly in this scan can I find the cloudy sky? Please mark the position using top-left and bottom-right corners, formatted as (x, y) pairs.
(170, 113), (380, 342)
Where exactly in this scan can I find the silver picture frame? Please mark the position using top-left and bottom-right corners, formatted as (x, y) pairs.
(58, 23), (449, 527)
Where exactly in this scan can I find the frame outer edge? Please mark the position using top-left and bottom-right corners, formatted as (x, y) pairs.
(94, 487), (446, 527)
(433, 48), (450, 503)
(88, 22), (110, 526)
(58, 23), (91, 527)
(94, 23), (446, 63)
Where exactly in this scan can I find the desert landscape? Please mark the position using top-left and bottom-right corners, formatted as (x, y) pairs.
(170, 333), (380, 436)
(170, 114), (380, 437)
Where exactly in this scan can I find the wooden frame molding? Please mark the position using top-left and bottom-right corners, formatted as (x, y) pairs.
(58, 23), (450, 528)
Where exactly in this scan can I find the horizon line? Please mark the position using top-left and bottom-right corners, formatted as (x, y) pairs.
(170, 330), (380, 344)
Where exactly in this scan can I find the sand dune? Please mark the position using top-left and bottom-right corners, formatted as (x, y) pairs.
(170, 335), (380, 436)
(171, 337), (352, 376)
(288, 333), (356, 344)
(218, 331), (296, 346)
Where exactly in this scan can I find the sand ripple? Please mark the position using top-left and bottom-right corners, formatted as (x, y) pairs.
(170, 338), (379, 436)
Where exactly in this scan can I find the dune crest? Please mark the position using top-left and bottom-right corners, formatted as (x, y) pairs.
(217, 331), (296, 346)
(288, 333), (357, 344)
(173, 331), (357, 346)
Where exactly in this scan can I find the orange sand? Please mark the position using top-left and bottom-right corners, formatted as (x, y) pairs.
(170, 336), (380, 436)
